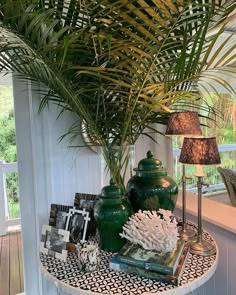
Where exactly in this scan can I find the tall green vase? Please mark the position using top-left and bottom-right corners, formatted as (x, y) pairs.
(94, 179), (132, 252)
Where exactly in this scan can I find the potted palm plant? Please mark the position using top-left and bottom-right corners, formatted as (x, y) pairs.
(0, 0), (235, 190)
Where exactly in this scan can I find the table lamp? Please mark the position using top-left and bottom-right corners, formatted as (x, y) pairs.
(179, 137), (221, 256)
(165, 111), (202, 240)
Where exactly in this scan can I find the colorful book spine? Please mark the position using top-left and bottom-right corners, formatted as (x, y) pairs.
(110, 246), (189, 286)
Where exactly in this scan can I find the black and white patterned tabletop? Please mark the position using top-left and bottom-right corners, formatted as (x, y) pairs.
(40, 222), (218, 295)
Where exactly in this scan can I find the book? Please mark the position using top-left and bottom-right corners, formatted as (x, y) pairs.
(116, 239), (185, 275)
(110, 245), (189, 286)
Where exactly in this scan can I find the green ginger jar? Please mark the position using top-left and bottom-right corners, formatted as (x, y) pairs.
(127, 151), (178, 213)
(94, 179), (132, 252)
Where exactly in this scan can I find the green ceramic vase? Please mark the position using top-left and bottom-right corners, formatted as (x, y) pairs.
(127, 151), (178, 213)
(94, 179), (132, 252)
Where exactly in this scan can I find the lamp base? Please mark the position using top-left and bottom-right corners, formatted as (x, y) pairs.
(189, 239), (216, 256)
(178, 227), (196, 241)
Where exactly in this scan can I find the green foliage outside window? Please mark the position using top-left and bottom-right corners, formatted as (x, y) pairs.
(0, 109), (17, 162)
(0, 85), (19, 219)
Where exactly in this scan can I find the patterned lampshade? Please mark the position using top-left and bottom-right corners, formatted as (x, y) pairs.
(179, 137), (221, 165)
(165, 111), (202, 136)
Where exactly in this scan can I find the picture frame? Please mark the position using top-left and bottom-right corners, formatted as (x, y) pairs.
(49, 204), (73, 230)
(65, 207), (91, 243)
(74, 193), (97, 237)
(40, 224), (69, 261)
(74, 193), (98, 210)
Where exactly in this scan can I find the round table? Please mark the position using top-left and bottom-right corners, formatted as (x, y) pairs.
(39, 223), (219, 295)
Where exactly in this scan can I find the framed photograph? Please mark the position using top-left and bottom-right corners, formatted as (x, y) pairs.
(74, 193), (98, 210)
(49, 204), (73, 230)
(65, 207), (91, 243)
(74, 193), (97, 237)
(40, 224), (69, 261)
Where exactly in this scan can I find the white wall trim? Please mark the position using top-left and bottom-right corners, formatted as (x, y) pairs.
(13, 77), (42, 295)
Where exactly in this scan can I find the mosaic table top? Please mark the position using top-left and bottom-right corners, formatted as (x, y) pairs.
(40, 222), (219, 295)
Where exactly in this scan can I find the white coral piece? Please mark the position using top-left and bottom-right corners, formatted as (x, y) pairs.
(120, 209), (179, 253)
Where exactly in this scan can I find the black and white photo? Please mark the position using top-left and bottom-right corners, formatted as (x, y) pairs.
(40, 224), (69, 261)
(49, 204), (73, 230)
(65, 208), (91, 243)
(74, 193), (97, 237)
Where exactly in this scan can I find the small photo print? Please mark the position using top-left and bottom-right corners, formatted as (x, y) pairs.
(65, 208), (91, 244)
(45, 229), (65, 254)
(49, 204), (73, 230)
(74, 193), (97, 210)
(74, 193), (98, 237)
(56, 211), (68, 230)
(40, 224), (70, 261)
(69, 213), (85, 243)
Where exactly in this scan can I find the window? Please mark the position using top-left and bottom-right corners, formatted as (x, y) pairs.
(172, 93), (236, 206)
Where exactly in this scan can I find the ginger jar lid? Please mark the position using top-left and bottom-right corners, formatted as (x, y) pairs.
(100, 178), (123, 199)
(134, 151), (167, 177)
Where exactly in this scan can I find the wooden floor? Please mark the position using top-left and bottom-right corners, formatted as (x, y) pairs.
(0, 230), (24, 295)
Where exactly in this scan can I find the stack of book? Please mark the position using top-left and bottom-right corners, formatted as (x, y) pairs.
(109, 239), (189, 286)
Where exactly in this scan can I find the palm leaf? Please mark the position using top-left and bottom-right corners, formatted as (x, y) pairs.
(0, 0), (235, 188)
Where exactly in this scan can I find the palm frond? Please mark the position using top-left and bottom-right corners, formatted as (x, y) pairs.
(0, 0), (235, 188)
